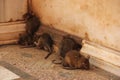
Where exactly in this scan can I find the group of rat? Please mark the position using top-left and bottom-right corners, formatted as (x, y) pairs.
(18, 12), (90, 70)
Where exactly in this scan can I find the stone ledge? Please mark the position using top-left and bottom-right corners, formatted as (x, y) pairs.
(81, 40), (120, 77)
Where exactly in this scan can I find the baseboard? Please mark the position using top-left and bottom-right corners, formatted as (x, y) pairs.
(81, 40), (120, 77)
(0, 21), (25, 45)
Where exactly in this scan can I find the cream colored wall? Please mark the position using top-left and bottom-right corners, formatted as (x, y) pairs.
(32, 0), (120, 51)
(0, 0), (5, 22)
(0, 0), (27, 22)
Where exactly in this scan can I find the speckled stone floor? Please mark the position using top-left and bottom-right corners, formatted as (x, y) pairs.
(0, 45), (119, 80)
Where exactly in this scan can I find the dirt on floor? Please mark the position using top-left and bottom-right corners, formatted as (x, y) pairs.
(0, 45), (119, 80)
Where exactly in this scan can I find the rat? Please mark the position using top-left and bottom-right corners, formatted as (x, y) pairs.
(34, 33), (54, 59)
(62, 50), (90, 70)
(59, 36), (82, 58)
(52, 35), (82, 64)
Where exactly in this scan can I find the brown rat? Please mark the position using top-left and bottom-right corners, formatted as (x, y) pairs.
(60, 36), (82, 58)
(23, 13), (40, 35)
(18, 13), (40, 47)
(18, 33), (34, 47)
(62, 50), (90, 70)
(34, 33), (54, 59)
(52, 35), (82, 64)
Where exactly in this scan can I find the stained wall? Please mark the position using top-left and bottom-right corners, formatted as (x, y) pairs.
(32, 0), (120, 51)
